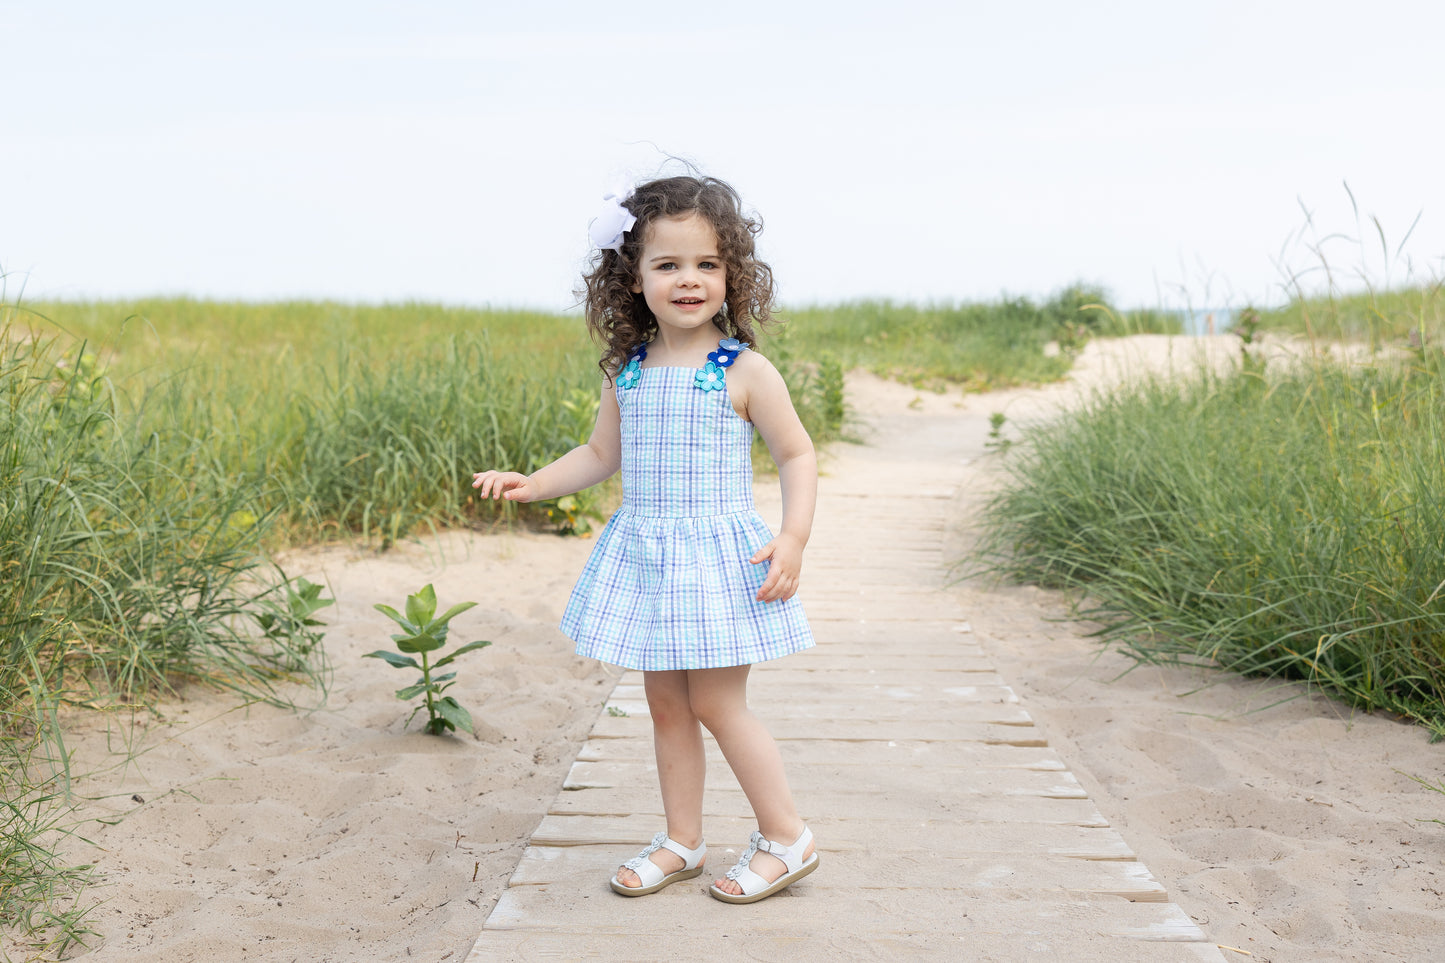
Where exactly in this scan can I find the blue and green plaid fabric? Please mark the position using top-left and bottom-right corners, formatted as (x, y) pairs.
(561, 363), (815, 671)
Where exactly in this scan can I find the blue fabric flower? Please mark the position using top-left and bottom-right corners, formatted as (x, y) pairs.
(707, 349), (738, 368)
(694, 361), (726, 392)
(718, 337), (746, 353)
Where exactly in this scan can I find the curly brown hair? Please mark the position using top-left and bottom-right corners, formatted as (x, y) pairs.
(580, 175), (778, 381)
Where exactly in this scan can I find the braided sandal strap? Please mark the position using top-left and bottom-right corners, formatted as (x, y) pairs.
(619, 832), (707, 888)
(621, 832), (671, 888)
(723, 827), (813, 895)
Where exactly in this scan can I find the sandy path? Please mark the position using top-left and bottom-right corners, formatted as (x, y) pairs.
(30, 334), (1445, 962)
(852, 337), (1445, 962)
(466, 344), (1224, 961)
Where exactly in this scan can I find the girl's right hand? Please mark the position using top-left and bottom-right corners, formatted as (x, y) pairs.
(471, 470), (539, 502)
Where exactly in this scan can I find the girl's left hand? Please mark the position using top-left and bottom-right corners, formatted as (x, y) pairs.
(750, 533), (804, 602)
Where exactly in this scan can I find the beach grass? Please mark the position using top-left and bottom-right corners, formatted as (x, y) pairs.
(1, 310), (333, 954)
(18, 291), (1142, 550)
(8, 289), (1181, 558)
(18, 298), (869, 544)
(1254, 282), (1445, 344)
(780, 285), (1181, 391)
(1, 736), (95, 958)
(976, 332), (1445, 737)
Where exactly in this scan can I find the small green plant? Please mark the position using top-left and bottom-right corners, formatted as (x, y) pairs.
(1234, 306), (1261, 345)
(364, 584), (491, 735)
(606, 705), (628, 718)
(1234, 306), (1266, 373)
(255, 577), (333, 667)
(985, 412), (1012, 453)
(545, 494), (601, 536)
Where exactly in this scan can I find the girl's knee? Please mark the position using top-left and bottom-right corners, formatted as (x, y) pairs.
(647, 690), (697, 730)
(688, 690), (747, 733)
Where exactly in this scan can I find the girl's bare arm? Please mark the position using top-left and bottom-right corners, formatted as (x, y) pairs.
(736, 354), (817, 602)
(472, 384), (622, 502)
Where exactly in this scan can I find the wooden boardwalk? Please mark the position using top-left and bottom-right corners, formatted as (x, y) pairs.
(466, 396), (1225, 961)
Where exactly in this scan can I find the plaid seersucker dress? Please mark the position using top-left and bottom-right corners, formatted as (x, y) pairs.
(560, 348), (815, 671)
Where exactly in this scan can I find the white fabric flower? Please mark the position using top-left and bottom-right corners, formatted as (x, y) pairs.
(589, 190), (637, 253)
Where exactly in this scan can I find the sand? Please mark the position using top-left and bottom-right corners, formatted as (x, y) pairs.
(29, 334), (1445, 962)
(38, 532), (609, 962)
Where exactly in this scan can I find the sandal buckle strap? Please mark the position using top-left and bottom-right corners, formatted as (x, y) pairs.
(724, 827), (811, 883)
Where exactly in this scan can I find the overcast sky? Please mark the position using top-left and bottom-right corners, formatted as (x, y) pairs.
(5, 1), (1443, 312)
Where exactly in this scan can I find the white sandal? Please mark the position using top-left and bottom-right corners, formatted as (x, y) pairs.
(709, 825), (819, 904)
(609, 832), (707, 896)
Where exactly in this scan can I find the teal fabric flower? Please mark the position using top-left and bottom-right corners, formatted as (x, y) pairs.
(617, 343), (648, 390)
(617, 358), (643, 390)
(694, 361), (726, 392)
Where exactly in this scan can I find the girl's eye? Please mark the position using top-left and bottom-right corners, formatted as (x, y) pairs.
(700, 261), (718, 270)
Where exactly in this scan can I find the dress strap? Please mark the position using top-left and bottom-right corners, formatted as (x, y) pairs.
(695, 338), (748, 393)
(616, 343), (647, 391)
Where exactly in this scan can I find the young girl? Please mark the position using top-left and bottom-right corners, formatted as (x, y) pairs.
(471, 174), (819, 903)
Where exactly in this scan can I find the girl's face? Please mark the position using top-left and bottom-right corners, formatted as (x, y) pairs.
(631, 214), (728, 337)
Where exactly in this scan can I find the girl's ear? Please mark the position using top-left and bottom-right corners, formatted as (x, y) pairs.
(630, 278), (642, 294)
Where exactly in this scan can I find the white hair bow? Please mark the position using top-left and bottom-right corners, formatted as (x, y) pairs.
(589, 189), (637, 253)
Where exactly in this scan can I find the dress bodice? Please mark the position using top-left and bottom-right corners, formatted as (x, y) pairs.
(615, 365), (755, 518)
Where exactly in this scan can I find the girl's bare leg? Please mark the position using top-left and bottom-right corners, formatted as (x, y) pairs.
(687, 665), (814, 895)
(614, 669), (707, 887)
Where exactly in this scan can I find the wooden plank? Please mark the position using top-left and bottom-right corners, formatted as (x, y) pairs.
(600, 698), (1032, 725)
(809, 559), (947, 572)
(468, 929), (1225, 962)
(575, 738), (1068, 770)
(506, 844), (1167, 901)
(619, 668), (1009, 687)
(760, 672), (1010, 688)
(797, 555), (943, 570)
(586, 716), (1044, 744)
(548, 785), (1109, 826)
(803, 619), (977, 644)
(619, 659), (996, 676)
(785, 650), (993, 669)
(563, 761), (1086, 799)
(803, 584), (959, 601)
(781, 646), (985, 661)
(607, 682), (1016, 703)
(760, 656), (994, 668)
(800, 603), (971, 620)
(766, 643), (984, 658)
(480, 887), (1209, 941)
(527, 813), (1136, 860)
